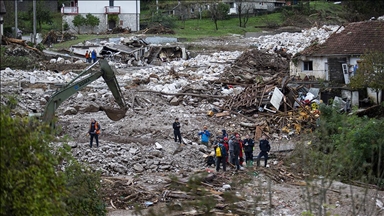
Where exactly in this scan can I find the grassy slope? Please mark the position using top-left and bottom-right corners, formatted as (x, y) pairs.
(50, 1), (343, 49)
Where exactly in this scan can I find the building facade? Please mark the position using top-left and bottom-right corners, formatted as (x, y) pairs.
(61, 0), (140, 33)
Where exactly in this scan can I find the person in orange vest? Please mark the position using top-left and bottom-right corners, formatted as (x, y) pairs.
(88, 118), (101, 148)
(85, 51), (90, 63)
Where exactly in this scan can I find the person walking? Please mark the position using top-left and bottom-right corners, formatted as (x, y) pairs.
(214, 139), (227, 172)
(257, 135), (271, 167)
(85, 51), (90, 63)
(243, 134), (255, 167)
(91, 49), (97, 63)
(173, 118), (182, 144)
(198, 126), (211, 147)
(88, 118), (101, 148)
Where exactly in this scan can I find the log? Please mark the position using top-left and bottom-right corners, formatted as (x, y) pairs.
(138, 89), (228, 99)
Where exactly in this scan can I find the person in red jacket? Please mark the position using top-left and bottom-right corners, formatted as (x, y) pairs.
(223, 137), (229, 163)
(238, 135), (244, 167)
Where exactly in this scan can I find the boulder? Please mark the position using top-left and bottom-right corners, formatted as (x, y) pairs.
(64, 107), (78, 115)
(133, 164), (144, 172)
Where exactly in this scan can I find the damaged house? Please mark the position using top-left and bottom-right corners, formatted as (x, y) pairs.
(289, 20), (384, 105)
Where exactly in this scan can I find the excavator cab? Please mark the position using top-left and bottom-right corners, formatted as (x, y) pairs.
(41, 59), (128, 123)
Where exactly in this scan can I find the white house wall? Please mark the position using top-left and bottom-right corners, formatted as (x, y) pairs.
(78, 0), (140, 14)
(367, 88), (382, 104)
(63, 0), (140, 33)
(290, 57), (328, 79)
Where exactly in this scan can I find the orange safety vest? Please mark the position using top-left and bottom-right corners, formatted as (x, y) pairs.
(90, 122), (101, 134)
(85, 52), (90, 58)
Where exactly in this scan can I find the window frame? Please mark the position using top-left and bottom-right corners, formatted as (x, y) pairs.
(303, 61), (313, 71)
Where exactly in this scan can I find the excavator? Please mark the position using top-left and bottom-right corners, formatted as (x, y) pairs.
(41, 59), (128, 123)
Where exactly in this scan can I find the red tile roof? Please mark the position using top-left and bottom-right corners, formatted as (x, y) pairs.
(300, 20), (384, 56)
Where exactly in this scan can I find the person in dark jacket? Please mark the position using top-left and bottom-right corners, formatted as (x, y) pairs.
(88, 118), (101, 148)
(231, 134), (241, 171)
(257, 135), (271, 167)
(214, 139), (227, 172)
(243, 134), (255, 167)
(173, 118), (182, 144)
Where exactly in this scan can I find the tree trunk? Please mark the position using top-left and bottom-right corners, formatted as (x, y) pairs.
(238, 4), (242, 27)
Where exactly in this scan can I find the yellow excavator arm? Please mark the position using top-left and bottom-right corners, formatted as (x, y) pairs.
(42, 59), (127, 123)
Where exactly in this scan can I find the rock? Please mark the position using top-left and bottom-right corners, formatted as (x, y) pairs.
(155, 142), (163, 150)
(50, 59), (57, 64)
(159, 165), (171, 170)
(64, 107), (78, 115)
(129, 148), (138, 154)
(57, 57), (64, 64)
(4, 67), (13, 73)
(80, 102), (100, 113)
(39, 97), (47, 105)
(64, 60), (72, 64)
(29, 76), (36, 84)
(133, 164), (144, 172)
(68, 141), (78, 148)
(170, 97), (180, 106)
(150, 150), (163, 157)
(222, 184), (231, 190)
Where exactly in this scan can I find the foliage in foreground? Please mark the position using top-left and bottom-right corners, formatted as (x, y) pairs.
(291, 104), (384, 187)
(0, 99), (106, 216)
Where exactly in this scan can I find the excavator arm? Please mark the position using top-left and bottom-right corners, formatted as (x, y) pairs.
(42, 59), (127, 123)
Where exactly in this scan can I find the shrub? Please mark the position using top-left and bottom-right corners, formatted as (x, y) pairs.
(0, 100), (106, 215)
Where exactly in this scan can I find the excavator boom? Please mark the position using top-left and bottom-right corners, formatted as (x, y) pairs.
(42, 59), (127, 123)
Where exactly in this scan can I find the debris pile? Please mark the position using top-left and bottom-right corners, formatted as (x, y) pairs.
(141, 24), (176, 35)
(220, 48), (290, 83)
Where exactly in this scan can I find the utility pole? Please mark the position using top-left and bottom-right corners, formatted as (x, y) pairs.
(14, 0), (17, 38)
(33, 0), (36, 44)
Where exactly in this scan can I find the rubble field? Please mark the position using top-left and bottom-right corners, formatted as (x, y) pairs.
(1, 25), (383, 216)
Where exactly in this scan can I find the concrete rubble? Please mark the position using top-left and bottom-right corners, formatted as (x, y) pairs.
(0, 24), (343, 176)
(2, 24), (383, 215)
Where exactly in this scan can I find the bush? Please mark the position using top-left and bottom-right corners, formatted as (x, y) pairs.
(0, 100), (106, 215)
(290, 104), (384, 187)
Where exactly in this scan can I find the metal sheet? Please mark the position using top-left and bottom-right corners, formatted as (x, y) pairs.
(270, 87), (284, 110)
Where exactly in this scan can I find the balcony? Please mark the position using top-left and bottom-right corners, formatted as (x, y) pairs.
(61, 7), (79, 15)
(105, 6), (121, 14)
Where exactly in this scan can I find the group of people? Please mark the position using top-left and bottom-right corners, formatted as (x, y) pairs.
(85, 49), (97, 63)
(211, 131), (270, 172)
(88, 117), (271, 172)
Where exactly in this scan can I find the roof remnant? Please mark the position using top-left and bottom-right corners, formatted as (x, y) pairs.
(299, 20), (384, 56)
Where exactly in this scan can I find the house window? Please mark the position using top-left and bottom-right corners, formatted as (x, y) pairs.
(229, 2), (235, 8)
(109, 0), (114, 6)
(303, 61), (313, 71)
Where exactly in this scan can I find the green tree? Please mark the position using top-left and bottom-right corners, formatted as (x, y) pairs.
(0, 103), (66, 215)
(349, 51), (384, 104)
(85, 13), (100, 33)
(73, 14), (86, 34)
(0, 98), (106, 215)
(293, 104), (384, 187)
(26, 1), (53, 32)
(209, 2), (229, 30)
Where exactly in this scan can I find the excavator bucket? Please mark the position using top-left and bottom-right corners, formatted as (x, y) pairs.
(101, 106), (128, 121)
